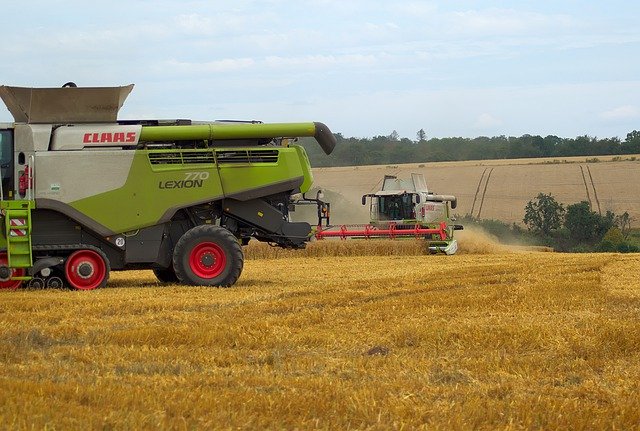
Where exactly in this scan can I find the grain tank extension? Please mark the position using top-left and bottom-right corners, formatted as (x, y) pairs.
(0, 83), (337, 289)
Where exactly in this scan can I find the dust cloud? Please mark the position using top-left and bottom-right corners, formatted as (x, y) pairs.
(456, 225), (511, 254)
(290, 188), (369, 226)
(457, 225), (553, 254)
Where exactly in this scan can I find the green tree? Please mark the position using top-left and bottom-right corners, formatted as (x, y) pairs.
(602, 227), (624, 245)
(614, 211), (633, 240)
(416, 129), (427, 143)
(523, 193), (565, 236)
(564, 201), (614, 244)
(623, 130), (640, 154)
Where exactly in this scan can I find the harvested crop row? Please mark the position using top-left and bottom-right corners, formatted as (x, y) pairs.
(0, 252), (638, 429)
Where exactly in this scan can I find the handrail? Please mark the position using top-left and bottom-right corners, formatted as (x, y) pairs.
(27, 155), (34, 201)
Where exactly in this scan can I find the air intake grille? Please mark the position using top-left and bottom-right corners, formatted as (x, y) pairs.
(215, 149), (279, 164)
(148, 150), (216, 165)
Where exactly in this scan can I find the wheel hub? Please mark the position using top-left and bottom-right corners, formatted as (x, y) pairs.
(189, 242), (226, 279)
(77, 262), (94, 278)
(0, 266), (11, 281)
(200, 253), (214, 267)
(46, 277), (63, 289)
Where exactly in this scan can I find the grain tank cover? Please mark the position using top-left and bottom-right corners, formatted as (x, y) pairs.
(0, 84), (134, 123)
(381, 173), (429, 193)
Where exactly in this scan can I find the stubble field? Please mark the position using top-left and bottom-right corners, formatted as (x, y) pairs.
(0, 234), (639, 430)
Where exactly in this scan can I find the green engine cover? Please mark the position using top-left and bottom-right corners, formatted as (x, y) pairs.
(65, 145), (314, 234)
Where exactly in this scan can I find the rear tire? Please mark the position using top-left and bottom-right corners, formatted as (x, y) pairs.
(173, 225), (244, 287)
(0, 252), (24, 290)
(64, 249), (110, 290)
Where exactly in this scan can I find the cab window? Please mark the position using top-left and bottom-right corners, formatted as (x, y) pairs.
(0, 130), (14, 198)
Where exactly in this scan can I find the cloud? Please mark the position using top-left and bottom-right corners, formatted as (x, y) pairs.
(264, 54), (378, 69)
(158, 53), (379, 78)
(474, 113), (503, 129)
(174, 11), (276, 37)
(1, 0), (640, 142)
(364, 22), (400, 32)
(164, 58), (256, 74)
(175, 14), (216, 35)
(446, 8), (576, 37)
(395, 2), (438, 17)
(600, 105), (640, 121)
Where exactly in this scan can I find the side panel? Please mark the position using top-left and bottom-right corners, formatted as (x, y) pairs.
(68, 151), (223, 234)
(14, 124), (53, 153)
(216, 146), (310, 198)
(50, 124), (142, 150)
(33, 145), (314, 235)
(419, 202), (449, 224)
(35, 151), (135, 202)
(293, 145), (314, 194)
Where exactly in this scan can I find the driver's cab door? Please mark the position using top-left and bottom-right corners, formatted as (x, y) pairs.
(0, 130), (15, 200)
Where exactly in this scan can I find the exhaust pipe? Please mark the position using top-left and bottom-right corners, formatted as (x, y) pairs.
(426, 194), (457, 209)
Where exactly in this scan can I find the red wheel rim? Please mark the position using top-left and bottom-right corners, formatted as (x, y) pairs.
(0, 253), (24, 290)
(189, 242), (226, 279)
(65, 250), (107, 290)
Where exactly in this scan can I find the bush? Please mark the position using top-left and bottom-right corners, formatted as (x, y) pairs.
(602, 227), (624, 246)
(597, 228), (638, 252)
(617, 243), (640, 252)
(596, 240), (616, 252)
(570, 244), (592, 253)
(564, 202), (614, 245)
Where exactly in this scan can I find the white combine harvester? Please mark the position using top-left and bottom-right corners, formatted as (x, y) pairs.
(315, 173), (463, 254)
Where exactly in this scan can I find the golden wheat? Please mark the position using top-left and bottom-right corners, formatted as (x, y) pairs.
(0, 250), (638, 430)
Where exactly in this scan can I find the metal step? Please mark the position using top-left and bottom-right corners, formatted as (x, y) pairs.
(2, 200), (34, 268)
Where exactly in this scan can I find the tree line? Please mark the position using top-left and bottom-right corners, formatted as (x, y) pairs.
(301, 130), (640, 167)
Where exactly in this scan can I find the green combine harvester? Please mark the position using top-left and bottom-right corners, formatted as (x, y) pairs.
(0, 83), (336, 289)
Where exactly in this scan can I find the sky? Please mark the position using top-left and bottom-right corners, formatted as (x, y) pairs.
(1, 1), (640, 140)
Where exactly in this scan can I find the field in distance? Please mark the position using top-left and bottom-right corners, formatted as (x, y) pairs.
(310, 154), (640, 225)
(0, 240), (638, 429)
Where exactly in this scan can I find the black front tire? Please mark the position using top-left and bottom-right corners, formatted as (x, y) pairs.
(173, 225), (244, 287)
(153, 267), (179, 283)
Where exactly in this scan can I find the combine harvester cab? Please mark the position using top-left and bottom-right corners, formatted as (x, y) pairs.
(0, 83), (336, 289)
(316, 173), (463, 254)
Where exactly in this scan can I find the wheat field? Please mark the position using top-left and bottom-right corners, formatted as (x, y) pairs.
(0, 239), (639, 429)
